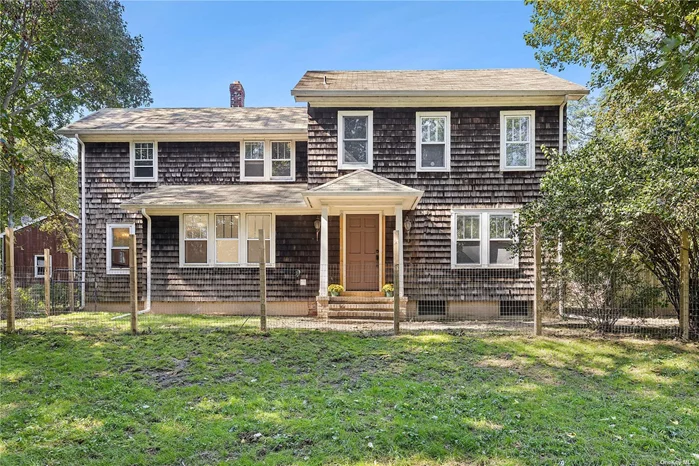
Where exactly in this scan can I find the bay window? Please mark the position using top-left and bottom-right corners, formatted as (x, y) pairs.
(500, 110), (535, 170)
(452, 210), (517, 268)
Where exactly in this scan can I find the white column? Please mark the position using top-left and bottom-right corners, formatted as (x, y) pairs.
(319, 205), (329, 297)
(395, 205), (404, 298)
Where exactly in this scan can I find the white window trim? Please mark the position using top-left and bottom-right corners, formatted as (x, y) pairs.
(451, 209), (519, 269)
(129, 141), (158, 182)
(416, 111), (451, 172)
(500, 110), (536, 171)
(338, 110), (373, 170)
(179, 212), (276, 267)
(34, 254), (52, 278)
(106, 223), (135, 275)
(240, 140), (296, 182)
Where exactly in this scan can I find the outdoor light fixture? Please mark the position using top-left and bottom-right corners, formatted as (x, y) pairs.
(403, 218), (412, 233)
(314, 217), (321, 241)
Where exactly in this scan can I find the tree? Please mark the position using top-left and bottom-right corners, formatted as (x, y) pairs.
(524, 0), (699, 337)
(1, 0), (151, 229)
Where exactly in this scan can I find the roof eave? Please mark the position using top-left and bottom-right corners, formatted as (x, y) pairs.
(57, 127), (308, 137)
(291, 89), (589, 98)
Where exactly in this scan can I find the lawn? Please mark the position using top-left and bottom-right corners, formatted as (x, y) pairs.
(1, 322), (698, 465)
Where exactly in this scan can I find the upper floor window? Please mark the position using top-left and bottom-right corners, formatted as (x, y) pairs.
(416, 112), (450, 171)
(452, 210), (517, 268)
(106, 223), (134, 274)
(241, 141), (295, 181)
(130, 142), (157, 181)
(338, 111), (373, 170)
(500, 110), (535, 171)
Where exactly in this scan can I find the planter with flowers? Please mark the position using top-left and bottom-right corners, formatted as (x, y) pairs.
(382, 283), (394, 297)
(328, 284), (344, 297)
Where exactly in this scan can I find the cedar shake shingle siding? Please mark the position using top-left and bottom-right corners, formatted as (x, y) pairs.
(307, 106), (564, 301)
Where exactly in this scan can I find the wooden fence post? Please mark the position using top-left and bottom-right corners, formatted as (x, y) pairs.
(5, 227), (15, 332)
(259, 229), (267, 332)
(67, 251), (75, 313)
(533, 226), (543, 336)
(393, 230), (400, 335)
(680, 230), (690, 340)
(129, 233), (138, 334)
(43, 248), (51, 317)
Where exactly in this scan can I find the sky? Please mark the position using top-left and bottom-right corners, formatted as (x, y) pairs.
(121, 1), (591, 108)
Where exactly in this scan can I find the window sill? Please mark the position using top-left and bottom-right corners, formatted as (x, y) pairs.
(240, 178), (296, 183)
(417, 167), (450, 173)
(179, 263), (277, 268)
(451, 264), (519, 270)
(499, 167), (536, 173)
(106, 269), (130, 275)
(338, 163), (372, 171)
(130, 177), (158, 182)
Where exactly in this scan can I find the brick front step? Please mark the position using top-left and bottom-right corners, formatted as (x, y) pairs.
(329, 296), (393, 304)
(328, 303), (394, 311)
(326, 310), (405, 320)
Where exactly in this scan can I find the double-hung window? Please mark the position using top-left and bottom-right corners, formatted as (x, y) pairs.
(181, 213), (274, 266)
(183, 214), (208, 265)
(241, 141), (295, 181)
(500, 110), (535, 171)
(338, 111), (373, 169)
(452, 210), (517, 268)
(106, 223), (135, 274)
(130, 142), (157, 181)
(416, 112), (450, 171)
(34, 255), (52, 278)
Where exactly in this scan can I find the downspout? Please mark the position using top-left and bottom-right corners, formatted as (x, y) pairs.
(141, 208), (152, 311)
(76, 134), (86, 307)
(557, 97), (568, 318)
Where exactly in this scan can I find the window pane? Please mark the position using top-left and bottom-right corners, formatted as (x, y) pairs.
(216, 215), (239, 239)
(421, 117), (445, 143)
(247, 214), (271, 239)
(185, 240), (207, 263)
(490, 240), (515, 265)
(245, 161), (264, 177)
(272, 142), (291, 160)
(506, 143), (529, 167)
(245, 142), (265, 160)
(248, 240), (271, 264)
(134, 166), (154, 178)
(216, 240), (239, 263)
(506, 116), (529, 142)
(490, 215), (513, 239)
(457, 241), (480, 264)
(421, 144), (445, 168)
(112, 227), (131, 247)
(184, 214), (208, 239)
(272, 160), (291, 177)
(343, 141), (367, 163)
(457, 215), (479, 240)
(343, 116), (367, 139)
(111, 249), (129, 268)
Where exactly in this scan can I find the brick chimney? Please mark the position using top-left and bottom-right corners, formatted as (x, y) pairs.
(229, 81), (245, 107)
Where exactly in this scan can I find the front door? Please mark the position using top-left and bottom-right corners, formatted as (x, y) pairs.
(346, 214), (379, 291)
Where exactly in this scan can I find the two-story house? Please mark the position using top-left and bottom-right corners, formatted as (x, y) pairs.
(58, 70), (588, 319)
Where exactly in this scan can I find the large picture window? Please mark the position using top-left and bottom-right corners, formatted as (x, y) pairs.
(106, 223), (135, 274)
(130, 142), (157, 181)
(338, 111), (373, 169)
(241, 141), (295, 181)
(452, 210), (517, 268)
(180, 213), (275, 267)
(500, 111), (535, 170)
(416, 112), (450, 171)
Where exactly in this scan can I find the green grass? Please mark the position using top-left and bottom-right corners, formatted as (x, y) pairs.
(1, 319), (698, 465)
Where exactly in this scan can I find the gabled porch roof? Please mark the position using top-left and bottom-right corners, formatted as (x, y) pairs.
(303, 170), (423, 210)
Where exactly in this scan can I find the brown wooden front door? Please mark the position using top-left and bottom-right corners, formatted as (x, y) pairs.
(345, 214), (379, 291)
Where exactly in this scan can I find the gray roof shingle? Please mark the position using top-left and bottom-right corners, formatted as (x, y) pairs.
(121, 184), (309, 210)
(292, 69), (588, 96)
(58, 107), (307, 135)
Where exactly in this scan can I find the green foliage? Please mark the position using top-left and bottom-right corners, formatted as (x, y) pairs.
(2, 329), (698, 464)
(328, 284), (344, 295)
(382, 283), (394, 293)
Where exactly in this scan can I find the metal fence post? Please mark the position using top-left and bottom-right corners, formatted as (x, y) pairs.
(129, 233), (138, 334)
(43, 248), (51, 317)
(680, 230), (690, 340)
(393, 230), (400, 335)
(259, 228), (267, 332)
(533, 226), (543, 336)
(5, 227), (15, 332)
(67, 251), (75, 313)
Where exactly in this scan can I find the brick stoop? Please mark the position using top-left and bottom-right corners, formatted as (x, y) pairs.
(317, 295), (407, 320)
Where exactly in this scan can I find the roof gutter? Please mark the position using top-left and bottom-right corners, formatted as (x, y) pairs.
(56, 127), (308, 137)
(291, 89), (590, 98)
(76, 134), (86, 307)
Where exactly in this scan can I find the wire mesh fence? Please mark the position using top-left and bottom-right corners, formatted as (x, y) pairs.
(1, 255), (690, 339)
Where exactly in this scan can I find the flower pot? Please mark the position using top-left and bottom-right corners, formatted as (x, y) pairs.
(330, 291), (340, 297)
(385, 291), (394, 297)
